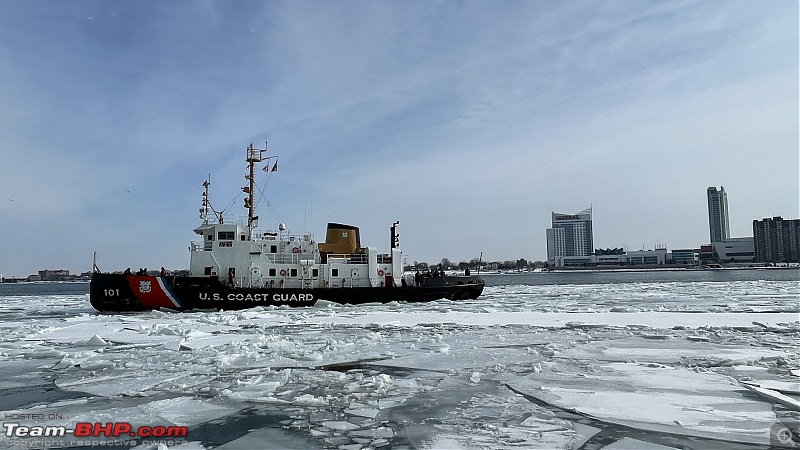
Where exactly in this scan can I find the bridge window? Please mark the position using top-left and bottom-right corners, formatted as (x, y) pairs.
(218, 231), (235, 240)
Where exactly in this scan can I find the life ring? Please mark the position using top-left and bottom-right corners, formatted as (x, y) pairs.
(292, 247), (301, 253)
(377, 269), (385, 276)
(280, 269), (287, 276)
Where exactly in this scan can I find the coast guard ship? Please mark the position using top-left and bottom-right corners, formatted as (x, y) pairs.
(90, 143), (484, 312)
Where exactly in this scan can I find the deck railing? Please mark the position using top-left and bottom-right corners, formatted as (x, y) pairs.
(327, 253), (368, 264)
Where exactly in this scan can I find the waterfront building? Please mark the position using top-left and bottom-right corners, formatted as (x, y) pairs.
(753, 217), (800, 263)
(593, 248), (625, 265)
(707, 186), (730, 243)
(593, 248), (623, 265)
(546, 208), (593, 267)
(670, 249), (699, 265)
(699, 245), (714, 262)
(625, 249), (668, 265)
(38, 269), (70, 281)
(710, 237), (754, 263)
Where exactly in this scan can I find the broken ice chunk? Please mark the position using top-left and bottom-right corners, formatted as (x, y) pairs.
(351, 427), (394, 439)
(321, 420), (359, 431)
(83, 335), (108, 346)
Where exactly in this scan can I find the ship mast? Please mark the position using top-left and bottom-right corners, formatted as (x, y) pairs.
(391, 221), (400, 249)
(243, 142), (278, 230)
(200, 175), (211, 224)
(244, 143), (262, 228)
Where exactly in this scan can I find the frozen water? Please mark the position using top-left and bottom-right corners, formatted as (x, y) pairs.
(0, 271), (798, 449)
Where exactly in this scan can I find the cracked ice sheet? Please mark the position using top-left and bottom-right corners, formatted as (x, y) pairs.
(506, 362), (777, 445)
(310, 310), (798, 329)
(555, 335), (788, 366)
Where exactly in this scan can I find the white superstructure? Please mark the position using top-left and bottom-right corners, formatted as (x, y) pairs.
(188, 222), (403, 289)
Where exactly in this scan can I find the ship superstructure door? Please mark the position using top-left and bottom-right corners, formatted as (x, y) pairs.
(300, 259), (313, 289)
(250, 263), (263, 288)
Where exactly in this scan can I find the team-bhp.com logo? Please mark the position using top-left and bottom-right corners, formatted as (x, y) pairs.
(4, 421), (188, 438)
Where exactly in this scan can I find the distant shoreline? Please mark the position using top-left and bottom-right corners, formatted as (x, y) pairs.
(479, 266), (800, 275)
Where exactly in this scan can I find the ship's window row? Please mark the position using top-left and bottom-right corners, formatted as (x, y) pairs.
(202, 266), (323, 278)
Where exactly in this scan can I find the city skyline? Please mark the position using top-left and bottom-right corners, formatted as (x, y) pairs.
(4, 201), (800, 277)
(0, 1), (797, 276)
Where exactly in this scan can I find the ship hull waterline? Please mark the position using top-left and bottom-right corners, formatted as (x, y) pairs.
(90, 273), (485, 312)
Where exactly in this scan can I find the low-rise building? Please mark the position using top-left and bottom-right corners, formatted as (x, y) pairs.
(699, 245), (714, 262)
(670, 249), (699, 265)
(711, 237), (754, 263)
(625, 248), (668, 266)
(38, 269), (71, 281)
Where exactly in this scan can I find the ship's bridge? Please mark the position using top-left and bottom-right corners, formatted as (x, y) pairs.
(192, 223), (251, 251)
(190, 223), (316, 260)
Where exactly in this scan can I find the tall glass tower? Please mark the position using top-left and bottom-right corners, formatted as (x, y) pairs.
(546, 208), (594, 265)
(707, 186), (730, 243)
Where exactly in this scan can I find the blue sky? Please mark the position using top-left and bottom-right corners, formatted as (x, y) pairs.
(0, 1), (797, 276)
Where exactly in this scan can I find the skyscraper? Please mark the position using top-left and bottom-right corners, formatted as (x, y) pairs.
(546, 208), (593, 266)
(707, 186), (730, 243)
